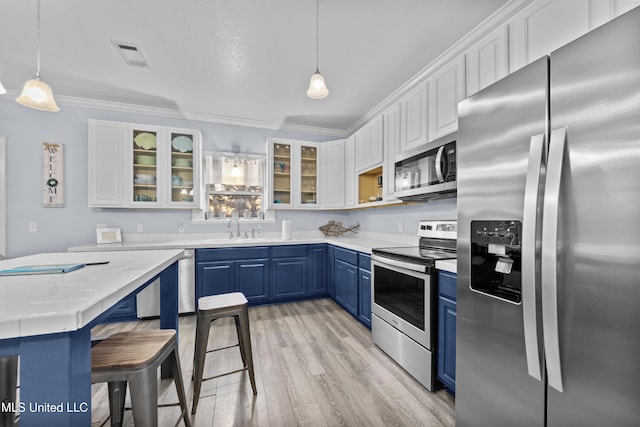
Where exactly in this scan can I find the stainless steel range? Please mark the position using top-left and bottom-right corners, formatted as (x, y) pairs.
(371, 220), (456, 391)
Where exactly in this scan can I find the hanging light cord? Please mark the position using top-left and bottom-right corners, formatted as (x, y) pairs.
(315, 0), (319, 72)
(36, 0), (41, 78)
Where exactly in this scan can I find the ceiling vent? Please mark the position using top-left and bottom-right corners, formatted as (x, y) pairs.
(112, 41), (149, 67)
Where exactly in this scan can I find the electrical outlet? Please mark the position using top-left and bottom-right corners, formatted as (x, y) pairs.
(398, 222), (404, 233)
(137, 224), (144, 233)
(29, 222), (37, 232)
(178, 223), (185, 232)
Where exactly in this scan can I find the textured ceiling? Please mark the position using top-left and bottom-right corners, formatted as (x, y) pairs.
(0, 0), (508, 134)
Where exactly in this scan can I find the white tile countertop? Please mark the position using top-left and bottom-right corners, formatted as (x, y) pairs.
(0, 249), (184, 339)
(435, 259), (457, 274)
(68, 231), (416, 254)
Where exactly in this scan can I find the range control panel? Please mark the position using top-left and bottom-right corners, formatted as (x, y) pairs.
(471, 220), (521, 246)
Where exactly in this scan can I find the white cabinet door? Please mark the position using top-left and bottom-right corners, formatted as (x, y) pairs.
(510, 0), (590, 71)
(466, 26), (508, 96)
(268, 138), (294, 208)
(296, 142), (320, 208)
(320, 139), (345, 208)
(355, 116), (384, 172)
(383, 103), (400, 200)
(344, 136), (356, 207)
(88, 120), (126, 207)
(429, 56), (466, 141)
(400, 82), (429, 154)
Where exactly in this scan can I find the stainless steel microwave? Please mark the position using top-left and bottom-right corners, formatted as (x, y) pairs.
(393, 133), (456, 201)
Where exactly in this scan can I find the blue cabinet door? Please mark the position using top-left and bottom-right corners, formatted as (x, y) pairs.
(237, 259), (269, 303)
(308, 244), (327, 296)
(358, 267), (371, 328)
(102, 294), (138, 322)
(335, 259), (358, 317)
(271, 257), (307, 300)
(437, 270), (457, 393)
(327, 245), (335, 297)
(197, 260), (235, 299)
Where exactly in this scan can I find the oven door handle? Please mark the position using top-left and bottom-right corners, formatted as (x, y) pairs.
(372, 254), (427, 273)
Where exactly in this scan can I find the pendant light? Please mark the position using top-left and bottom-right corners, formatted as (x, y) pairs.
(306, 0), (329, 99)
(16, 0), (60, 112)
(0, 80), (6, 95)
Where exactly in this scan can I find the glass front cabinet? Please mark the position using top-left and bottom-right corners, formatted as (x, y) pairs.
(267, 138), (319, 208)
(89, 120), (201, 209)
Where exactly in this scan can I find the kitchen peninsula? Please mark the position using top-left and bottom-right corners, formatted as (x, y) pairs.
(0, 249), (184, 426)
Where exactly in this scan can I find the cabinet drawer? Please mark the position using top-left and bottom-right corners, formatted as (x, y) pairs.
(334, 247), (358, 265)
(197, 247), (269, 262)
(438, 271), (457, 300)
(271, 245), (307, 258)
(358, 253), (371, 271)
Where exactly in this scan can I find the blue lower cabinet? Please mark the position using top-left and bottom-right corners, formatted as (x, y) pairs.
(197, 261), (235, 299)
(335, 259), (358, 317)
(307, 244), (327, 296)
(102, 294), (137, 323)
(271, 257), (307, 299)
(237, 259), (269, 303)
(358, 259), (372, 328)
(327, 245), (335, 298)
(437, 270), (457, 394)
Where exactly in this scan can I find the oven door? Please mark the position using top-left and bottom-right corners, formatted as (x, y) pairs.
(371, 256), (433, 349)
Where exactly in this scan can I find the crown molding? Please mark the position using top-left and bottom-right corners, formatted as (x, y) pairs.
(347, 0), (534, 135)
(2, 90), (347, 138)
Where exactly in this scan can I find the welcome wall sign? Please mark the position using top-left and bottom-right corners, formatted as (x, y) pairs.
(43, 142), (64, 208)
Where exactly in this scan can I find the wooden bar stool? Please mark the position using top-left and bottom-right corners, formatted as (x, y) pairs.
(191, 292), (257, 414)
(91, 330), (191, 427)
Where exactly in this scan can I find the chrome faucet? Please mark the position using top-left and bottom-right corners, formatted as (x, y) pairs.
(228, 219), (241, 238)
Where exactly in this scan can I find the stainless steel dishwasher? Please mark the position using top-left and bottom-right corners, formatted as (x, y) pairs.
(136, 249), (196, 317)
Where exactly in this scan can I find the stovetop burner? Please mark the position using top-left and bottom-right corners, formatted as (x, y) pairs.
(372, 220), (457, 266)
(372, 246), (456, 265)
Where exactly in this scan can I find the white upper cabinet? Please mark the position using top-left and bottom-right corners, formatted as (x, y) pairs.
(383, 103), (401, 200)
(267, 138), (320, 209)
(89, 120), (126, 207)
(399, 82), (429, 155)
(466, 26), (509, 96)
(355, 116), (384, 172)
(344, 136), (357, 207)
(88, 120), (201, 209)
(510, 0), (590, 70)
(429, 55), (466, 141)
(320, 139), (346, 208)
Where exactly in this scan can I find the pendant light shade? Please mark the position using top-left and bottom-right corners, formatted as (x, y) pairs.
(307, 0), (329, 99)
(16, 0), (59, 112)
(307, 69), (329, 99)
(0, 80), (6, 95)
(17, 77), (59, 111)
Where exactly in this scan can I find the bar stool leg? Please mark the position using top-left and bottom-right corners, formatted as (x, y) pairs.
(191, 314), (210, 415)
(169, 349), (192, 427)
(129, 367), (158, 427)
(234, 315), (247, 367)
(107, 381), (127, 427)
(238, 308), (257, 395)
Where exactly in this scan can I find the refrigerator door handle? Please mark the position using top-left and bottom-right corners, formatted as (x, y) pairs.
(522, 133), (545, 381)
(435, 145), (445, 183)
(541, 126), (567, 393)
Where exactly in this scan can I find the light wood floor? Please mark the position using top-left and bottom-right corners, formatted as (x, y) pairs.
(91, 298), (455, 426)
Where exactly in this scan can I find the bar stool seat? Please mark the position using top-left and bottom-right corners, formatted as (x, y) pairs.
(92, 330), (191, 427)
(191, 292), (257, 414)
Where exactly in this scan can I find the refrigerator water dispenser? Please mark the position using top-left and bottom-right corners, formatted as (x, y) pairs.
(470, 220), (522, 303)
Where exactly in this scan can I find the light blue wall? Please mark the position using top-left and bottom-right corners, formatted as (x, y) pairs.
(0, 98), (456, 257)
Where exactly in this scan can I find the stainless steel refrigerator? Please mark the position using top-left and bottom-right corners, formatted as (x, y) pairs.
(456, 7), (640, 426)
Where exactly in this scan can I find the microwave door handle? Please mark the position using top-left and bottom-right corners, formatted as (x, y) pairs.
(541, 127), (567, 393)
(522, 133), (545, 381)
(435, 146), (445, 183)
